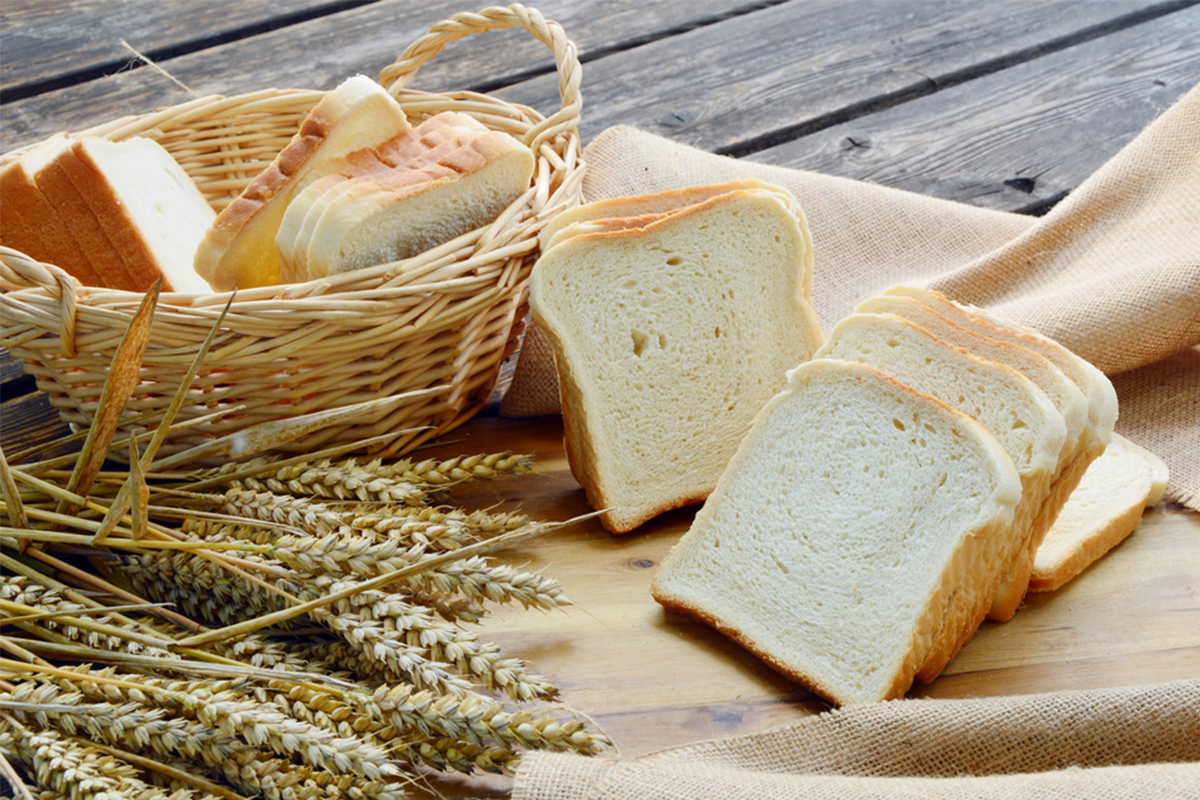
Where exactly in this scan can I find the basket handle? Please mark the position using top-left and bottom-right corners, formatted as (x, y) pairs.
(1, 246), (79, 356)
(378, 3), (582, 152)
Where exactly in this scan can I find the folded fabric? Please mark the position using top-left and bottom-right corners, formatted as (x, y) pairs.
(501, 82), (1200, 511)
(512, 679), (1200, 800)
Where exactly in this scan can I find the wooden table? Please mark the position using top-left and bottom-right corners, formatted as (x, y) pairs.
(3, 1), (1199, 795)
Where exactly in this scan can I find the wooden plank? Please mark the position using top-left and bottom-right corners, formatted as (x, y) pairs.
(0, 391), (71, 452)
(395, 414), (1200, 797)
(0, 0), (368, 96)
(0, 349), (35, 400)
(745, 6), (1200, 212)
(0, 0), (776, 153)
(495, 0), (1194, 152)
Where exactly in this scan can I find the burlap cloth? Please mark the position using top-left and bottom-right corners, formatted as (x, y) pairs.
(513, 680), (1200, 799)
(500, 81), (1200, 511)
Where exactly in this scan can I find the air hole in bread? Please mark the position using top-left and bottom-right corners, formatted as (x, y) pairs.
(893, 418), (906, 431)
(666, 255), (683, 266)
(631, 329), (650, 356)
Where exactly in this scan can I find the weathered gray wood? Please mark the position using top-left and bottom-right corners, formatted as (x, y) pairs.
(497, 0), (1192, 153)
(745, 6), (1200, 212)
(0, 0), (361, 95)
(0, 0), (775, 152)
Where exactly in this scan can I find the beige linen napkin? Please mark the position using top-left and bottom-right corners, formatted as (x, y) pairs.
(512, 680), (1200, 800)
(501, 82), (1200, 509)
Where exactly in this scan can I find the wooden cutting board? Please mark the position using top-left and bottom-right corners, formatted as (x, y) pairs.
(411, 413), (1200, 795)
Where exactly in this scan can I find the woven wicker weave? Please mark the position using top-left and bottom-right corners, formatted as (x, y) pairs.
(0, 4), (583, 460)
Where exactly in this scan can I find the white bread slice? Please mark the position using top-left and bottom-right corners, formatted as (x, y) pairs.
(193, 75), (410, 290)
(539, 179), (785, 250)
(275, 110), (489, 280)
(541, 210), (676, 252)
(878, 286), (1118, 615)
(530, 187), (824, 533)
(1030, 433), (1169, 592)
(1, 134), (105, 287)
(815, 313), (1067, 677)
(297, 121), (534, 279)
(539, 180), (815, 300)
(651, 359), (1023, 707)
(882, 286), (1117, 457)
(56, 136), (215, 294)
(855, 292), (1091, 620)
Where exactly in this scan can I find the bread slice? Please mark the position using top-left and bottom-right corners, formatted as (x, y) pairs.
(1, 134), (104, 286)
(32, 141), (137, 290)
(539, 178), (784, 248)
(289, 114), (533, 280)
(1029, 433), (1169, 592)
(815, 312), (1067, 677)
(55, 136), (215, 294)
(541, 210), (677, 252)
(530, 187), (824, 533)
(882, 286), (1116, 457)
(193, 75), (410, 290)
(651, 359), (1023, 707)
(855, 292), (1090, 620)
(274, 110), (487, 280)
(879, 286), (1118, 615)
(539, 179), (815, 299)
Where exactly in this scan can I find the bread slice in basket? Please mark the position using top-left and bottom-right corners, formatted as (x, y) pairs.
(193, 74), (411, 291)
(1, 133), (104, 287)
(56, 136), (215, 294)
(280, 111), (534, 282)
(530, 185), (823, 533)
(651, 358), (1023, 707)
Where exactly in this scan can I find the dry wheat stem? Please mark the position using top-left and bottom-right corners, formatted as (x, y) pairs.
(175, 515), (590, 649)
(72, 734), (249, 800)
(0, 681), (401, 782)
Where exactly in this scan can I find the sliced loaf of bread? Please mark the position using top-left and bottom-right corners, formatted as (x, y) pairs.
(193, 75), (410, 290)
(274, 111), (488, 279)
(0, 134), (104, 286)
(287, 114), (533, 280)
(815, 312), (1067, 676)
(855, 292), (1090, 620)
(1030, 433), (1168, 592)
(32, 142), (136, 290)
(651, 359), (1023, 707)
(879, 286), (1117, 615)
(530, 186), (823, 533)
(56, 136), (215, 294)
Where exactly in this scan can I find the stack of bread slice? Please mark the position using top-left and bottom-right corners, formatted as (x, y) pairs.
(1, 133), (215, 293)
(275, 110), (534, 283)
(194, 75), (535, 291)
(529, 180), (825, 534)
(193, 75), (413, 290)
(652, 286), (1122, 706)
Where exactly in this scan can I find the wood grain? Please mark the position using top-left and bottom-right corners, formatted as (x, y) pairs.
(495, 0), (1192, 152)
(747, 5), (1200, 211)
(0, 0), (362, 95)
(404, 414), (1200, 797)
(0, 0), (774, 153)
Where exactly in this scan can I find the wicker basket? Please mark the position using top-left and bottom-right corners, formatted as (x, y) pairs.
(0, 4), (583, 461)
